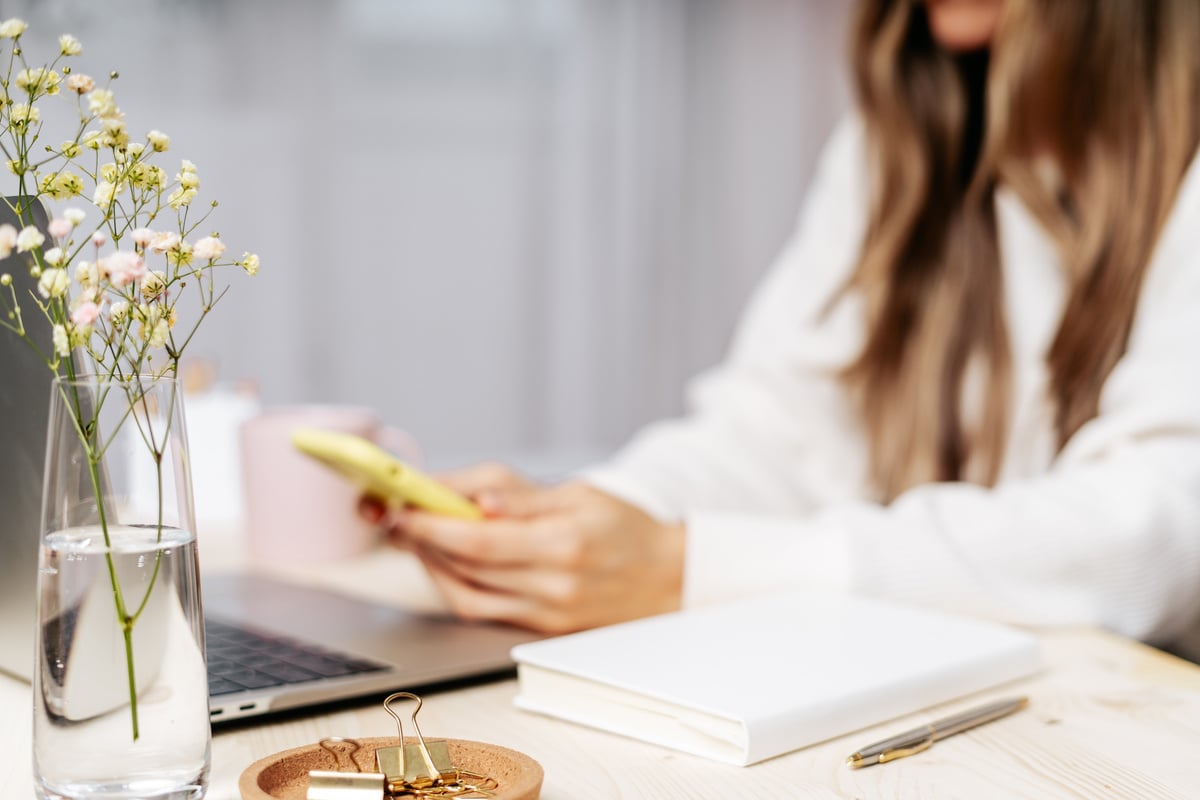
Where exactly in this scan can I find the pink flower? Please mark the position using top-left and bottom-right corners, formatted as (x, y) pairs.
(100, 251), (146, 288)
(71, 301), (101, 326)
(48, 217), (72, 240)
(91, 231), (107, 248)
(192, 235), (225, 261)
(131, 227), (155, 248)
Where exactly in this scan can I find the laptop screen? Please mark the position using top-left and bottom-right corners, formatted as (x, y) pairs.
(0, 197), (54, 679)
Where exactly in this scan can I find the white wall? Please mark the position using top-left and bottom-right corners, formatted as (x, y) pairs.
(7, 0), (851, 476)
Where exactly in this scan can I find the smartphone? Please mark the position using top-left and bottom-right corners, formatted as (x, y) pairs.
(291, 427), (483, 519)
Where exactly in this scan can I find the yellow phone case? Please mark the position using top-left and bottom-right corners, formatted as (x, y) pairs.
(291, 427), (483, 520)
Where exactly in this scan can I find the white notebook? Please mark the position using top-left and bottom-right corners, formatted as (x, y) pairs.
(510, 592), (1041, 766)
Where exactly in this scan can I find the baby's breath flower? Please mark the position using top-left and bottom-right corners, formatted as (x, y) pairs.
(75, 260), (98, 287)
(100, 163), (118, 183)
(37, 268), (69, 298)
(59, 34), (82, 56)
(0, 225), (16, 258)
(66, 73), (94, 94)
(92, 181), (116, 207)
(39, 170), (83, 199)
(43, 247), (66, 266)
(0, 273), (11, 286)
(16, 226), (44, 253)
(192, 236), (225, 261)
(6, 159), (22, 176)
(146, 130), (169, 152)
(109, 300), (129, 325)
(63, 208), (86, 226)
(59, 140), (82, 158)
(239, 252), (260, 276)
(16, 67), (61, 96)
(141, 270), (167, 301)
(0, 18), (27, 39)
(167, 187), (197, 209)
(71, 300), (99, 327)
(47, 218), (72, 239)
(9, 103), (40, 132)
(167, 242), (194, 267)
(51, 324), (69, 356)
(127, 142), (145, 158)
(81, 130), (101, 150)
(177, 160), (199, 190)
(146, 317), (170, 349)
(86, 88), (117, 118)
(68, 324), (91, 349)
(99, 117), (129, 149)
(149, 231), (181, 253)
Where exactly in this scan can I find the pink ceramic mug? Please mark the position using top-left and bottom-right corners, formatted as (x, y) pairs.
(238, 405), (420, 562)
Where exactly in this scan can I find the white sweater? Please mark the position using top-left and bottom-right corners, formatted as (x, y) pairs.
(584, 118), (1200, 659)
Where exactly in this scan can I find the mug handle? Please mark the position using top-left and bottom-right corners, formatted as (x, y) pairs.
(375, 425), (422, 468)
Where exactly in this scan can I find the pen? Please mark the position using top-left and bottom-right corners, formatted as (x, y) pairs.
(844, 696), (1029, 769)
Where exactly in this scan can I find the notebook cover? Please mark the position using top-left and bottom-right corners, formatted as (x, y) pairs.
(510, 591), (1041, 765)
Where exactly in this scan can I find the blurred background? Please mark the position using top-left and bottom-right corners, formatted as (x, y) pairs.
(7, 0), (851, 479)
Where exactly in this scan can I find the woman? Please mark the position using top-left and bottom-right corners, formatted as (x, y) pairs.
(364, 0), (1200, 656)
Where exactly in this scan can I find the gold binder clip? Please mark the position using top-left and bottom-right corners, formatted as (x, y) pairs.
(375, 692), (457, 793)
(307, 737), (386, 800)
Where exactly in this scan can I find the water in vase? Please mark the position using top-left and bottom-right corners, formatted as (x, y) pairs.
(34, 525), (210, 800)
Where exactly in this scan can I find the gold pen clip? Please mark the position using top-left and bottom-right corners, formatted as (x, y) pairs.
(876, 735), (935, 764)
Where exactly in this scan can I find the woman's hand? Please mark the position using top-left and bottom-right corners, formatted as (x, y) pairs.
(369, 478), (685, 634)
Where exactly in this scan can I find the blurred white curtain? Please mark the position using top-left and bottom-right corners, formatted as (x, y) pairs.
(6, 0), (851, 475)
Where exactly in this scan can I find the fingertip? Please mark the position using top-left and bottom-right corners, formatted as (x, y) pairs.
(476, 491), (506, 517)
(357, 495), (385, 523)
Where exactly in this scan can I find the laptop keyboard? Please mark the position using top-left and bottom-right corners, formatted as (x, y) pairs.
(204, 617), (389, 697)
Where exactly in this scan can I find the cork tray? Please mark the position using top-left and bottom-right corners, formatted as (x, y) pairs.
(238, 736), (543, 800)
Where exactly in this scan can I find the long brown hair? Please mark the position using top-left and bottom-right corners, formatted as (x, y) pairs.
(845, 0), (1200, 501)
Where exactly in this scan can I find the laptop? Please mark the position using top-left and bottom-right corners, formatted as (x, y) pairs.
(0, 201), (539, 724)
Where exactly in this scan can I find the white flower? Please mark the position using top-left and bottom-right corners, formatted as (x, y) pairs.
(9, 104), (40, 130)
(149, 231), (181, 253)
(109, 301), (129, 325)
(86, 89), (117, 118)
(63, 208), (87, 226)
(0, 18), (27, 38)
(16, 226), (44, 253)
(0, 224), (16, 258)
(43, 247), (66, 266)
(16, 67), (61, 96)
(146, 130), (169, 152)
(192, 236), (225, 261)
(177, 160), (199, 189)
(92, 181), (116, 207)
(66, 73), (94, 94)
(141, 270), (167, 300)
(75, 260), (98, 287)
(147, 316), (170, 347)
(239, 252), (260, 276)
(91, 231), (107, 248)
(59, 34), (82, 56)
(51, 324), (69, 357)
(38, 268), (69, 298)
(167, 187), (197, 209)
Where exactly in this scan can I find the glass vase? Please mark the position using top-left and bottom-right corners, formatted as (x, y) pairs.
(33, 374), (210, 800)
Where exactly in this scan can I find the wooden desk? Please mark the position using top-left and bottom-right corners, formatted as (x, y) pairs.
(5, 539), (1200, 799)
